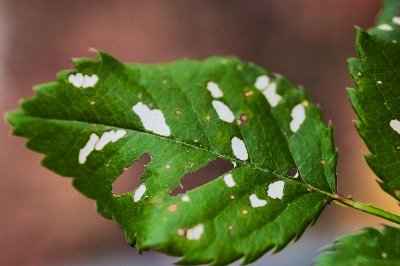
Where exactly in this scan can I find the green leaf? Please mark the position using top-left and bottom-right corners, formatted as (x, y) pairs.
(348, 1), (400, 202)
(7, 52), (337, 265)
(376, 0), (400, 25)
(314, 226), (400, 266)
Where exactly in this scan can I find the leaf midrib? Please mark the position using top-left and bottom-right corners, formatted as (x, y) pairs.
(13, 111), (331, 196)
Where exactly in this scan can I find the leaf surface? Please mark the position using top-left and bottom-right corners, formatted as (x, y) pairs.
(348, 0), (400, 202)
(376, 0), (400, 25)
(314, 226), (400, 266)
(7, 52), (337, 265)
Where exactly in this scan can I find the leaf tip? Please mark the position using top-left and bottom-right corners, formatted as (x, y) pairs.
(88, 47), (99, 54)
(5, 109), (22, 128)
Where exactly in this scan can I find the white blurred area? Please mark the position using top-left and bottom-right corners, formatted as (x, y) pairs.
(1, 0), (399, 265)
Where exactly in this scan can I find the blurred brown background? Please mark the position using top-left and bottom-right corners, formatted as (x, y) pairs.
(1, 0), (399, 265)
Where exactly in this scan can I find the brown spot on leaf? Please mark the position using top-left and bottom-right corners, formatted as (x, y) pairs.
(323, 199), (331, 206)
(244, 90), (253, 97)
(168, 204), (178, 212)
(177, 229), (185, 236)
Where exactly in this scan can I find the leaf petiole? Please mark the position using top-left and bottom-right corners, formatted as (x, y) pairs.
(307, 185), (400, 224)
(332, 195), (400, 225)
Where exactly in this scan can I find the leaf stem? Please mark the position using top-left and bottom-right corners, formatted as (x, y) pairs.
(308, 186), (400, 224)
(332, 195), (400, 225)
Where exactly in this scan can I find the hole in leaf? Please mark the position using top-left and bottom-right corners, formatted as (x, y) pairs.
(286, 168), (299, 178)
(112, 154), (151, 195)
(171, 158), (234, 195)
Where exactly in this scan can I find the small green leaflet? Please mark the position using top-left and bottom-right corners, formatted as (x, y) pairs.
(348, 0), (400, 202)
(7, 52), (337, 265)
(314, 226), (400, 266)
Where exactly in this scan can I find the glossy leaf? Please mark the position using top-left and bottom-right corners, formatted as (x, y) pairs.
(7, 52), (337, 265)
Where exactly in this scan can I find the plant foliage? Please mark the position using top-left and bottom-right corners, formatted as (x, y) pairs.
(349, 0), (400, 201)
(7, 0), (400, 265)
(313, 1), (400, 264)
(314, 226), (400, 266)
(7, 53), (337, 265)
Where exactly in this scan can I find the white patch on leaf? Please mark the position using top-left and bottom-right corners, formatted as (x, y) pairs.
(393, 17), (400, 25)
(262, 82), (281, 107)
(68, 73), (98, 88)
(207, 81), (223, 98)
(212, 100), (235, 123)
(249, 194), (267, 208)
(79, 133), (100, 164)
(289, 103), (306, 133)
(267, 180), (284, 200)
(78, 130), (126, 164)
(82, 74), (99, 88)
(254, 75), (270, 90)
(378, 24), (393, 31)
(95, 130), (126, 150)
(390, 119), (400, 134)
(68, 73), (83, 87)
(181, 195), (190, 202)
(186, 224), (204, 240)
(133, 184), (146, 202)
(231, 137), (248, 161)
(132, 102), (171, 136)
(254, 75), (281, 107)
(223, 174), (236, 187)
